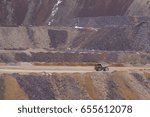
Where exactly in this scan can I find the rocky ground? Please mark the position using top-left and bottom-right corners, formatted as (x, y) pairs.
(0, 0), (150, 26)
(0, 0), (150, 100)
(0, 70), (150, 100)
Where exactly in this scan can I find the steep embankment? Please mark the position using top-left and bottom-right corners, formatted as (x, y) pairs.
(0, 25), (149, 64)
(0, 26), (50, 49)
(0, 71), (150, 100)
(0, 25), (150, 51)
(0, 0), (149, 100)
(126, 0), (150, 16)
(0, 50), (149, 64)
(0, 0), (150, 26)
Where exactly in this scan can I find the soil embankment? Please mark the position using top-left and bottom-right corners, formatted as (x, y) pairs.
(0, 70), (150, 100)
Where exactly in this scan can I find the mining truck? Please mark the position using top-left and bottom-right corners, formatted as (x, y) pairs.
(95, 63), (109, 71)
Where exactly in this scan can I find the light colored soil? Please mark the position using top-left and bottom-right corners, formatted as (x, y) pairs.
(4, 75), (28, 99)
(0, 65), (149, 73)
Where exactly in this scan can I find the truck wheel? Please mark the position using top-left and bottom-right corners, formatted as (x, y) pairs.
(103, 67), (109, 71)
(95, 67), (102, 71)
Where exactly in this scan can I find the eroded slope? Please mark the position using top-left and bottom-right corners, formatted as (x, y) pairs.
(0, 71), (150, 100)
(0, 25), (150, 51)
(0, 0), (150, 25)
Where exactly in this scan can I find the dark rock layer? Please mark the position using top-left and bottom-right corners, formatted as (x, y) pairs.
(0, 71), (150, 100)
(0, 0), (150, 26)
(0, 25), (149, 51)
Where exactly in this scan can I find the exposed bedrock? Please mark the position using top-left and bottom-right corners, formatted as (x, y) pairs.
(0, 0), (150, 26)
(0, 51), (149, 65)
(0, 25), (149, 51)
(0, 71), (150, 100)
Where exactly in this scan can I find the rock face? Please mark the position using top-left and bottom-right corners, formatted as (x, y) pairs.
(0, 1), (150, 51)
(0, 0), (150, 100)
(0, 50), (149, 64)
(0, 25), (150, 51)
(0, 0), (150, 52)
(0, 71), (150, 100)
(0, 0), (150, 26)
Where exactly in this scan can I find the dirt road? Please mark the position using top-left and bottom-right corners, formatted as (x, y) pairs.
(0, 65), (149, 73)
